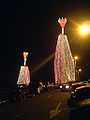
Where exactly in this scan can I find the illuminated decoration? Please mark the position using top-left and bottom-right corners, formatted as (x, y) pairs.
(58, 17), (67, 34)
(23, 52), (28, 66)
(17, 66), (30, 85)
(17, 52), (30, 86)
(54, 18), (75, 84)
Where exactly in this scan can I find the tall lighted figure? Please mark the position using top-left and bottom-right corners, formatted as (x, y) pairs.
(17, 52), (30, 86)
(54, 17), (75, 84)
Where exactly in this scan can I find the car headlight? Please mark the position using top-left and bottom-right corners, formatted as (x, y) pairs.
(60, 86), (62, 88)
(65, 86), (69, 88)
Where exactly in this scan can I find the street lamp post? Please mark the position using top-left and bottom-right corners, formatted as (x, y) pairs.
(74, 56), (78, 81)
(78, 68), (81, 81)
(74, 56), (78, 67)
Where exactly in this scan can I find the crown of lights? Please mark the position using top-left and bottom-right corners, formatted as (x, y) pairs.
(58, 17), (67, 28)
(23, 52), (28, 60)
(23, 52), (28, 66)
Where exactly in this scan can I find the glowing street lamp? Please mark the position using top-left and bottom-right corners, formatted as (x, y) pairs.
(74, 56), (78, 60)
(79, 24), (90, 35)
(74, 56), (78, 67)
(79, 68), (81, 72)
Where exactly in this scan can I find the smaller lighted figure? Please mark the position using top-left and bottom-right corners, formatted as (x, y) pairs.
(17, 52), (30, 86)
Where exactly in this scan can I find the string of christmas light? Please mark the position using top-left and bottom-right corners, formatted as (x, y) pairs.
(54, 18), (75, 84)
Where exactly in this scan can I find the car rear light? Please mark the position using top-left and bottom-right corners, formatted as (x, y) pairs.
(71, 91), (74, 94)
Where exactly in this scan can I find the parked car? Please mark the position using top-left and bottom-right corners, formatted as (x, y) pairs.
(67, 86), (90, 107)
(54, 84), (59, 89)
(59, 83), (70, 91)
(69, 99), (90, 120)
(37, 85), (44, 94)
(47, 83), (54, 90)
(37, 82), (46, 94)
(70, 83), (86, 95)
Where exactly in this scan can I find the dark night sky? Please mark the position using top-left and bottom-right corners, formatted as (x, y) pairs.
(0, 0), (90, 87)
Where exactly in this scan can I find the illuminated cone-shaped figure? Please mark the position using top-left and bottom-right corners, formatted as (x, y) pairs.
(54, 18), (75, 84)
(17, 52), (30, 86)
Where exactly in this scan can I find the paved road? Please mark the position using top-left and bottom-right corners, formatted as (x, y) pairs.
(0, 89), (71, 120)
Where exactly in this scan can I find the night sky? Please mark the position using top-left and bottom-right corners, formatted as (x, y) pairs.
(0, 0), (90, 88)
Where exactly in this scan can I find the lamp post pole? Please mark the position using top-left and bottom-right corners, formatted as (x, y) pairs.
(78, 69), (81, 81)
(74, 56), (78, 81)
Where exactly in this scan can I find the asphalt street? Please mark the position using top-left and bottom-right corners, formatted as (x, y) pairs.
(0, 89), (71, 120)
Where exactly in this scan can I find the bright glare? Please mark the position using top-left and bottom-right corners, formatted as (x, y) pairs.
(79, 69), (81, 72)
(80, 25), (89, 34)
(60, 86), (62, 88)
(74, 56), (78, 60)
(65, 86), (69, 88)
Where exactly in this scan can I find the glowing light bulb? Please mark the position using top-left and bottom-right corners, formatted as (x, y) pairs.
(80, 25), (89, 34)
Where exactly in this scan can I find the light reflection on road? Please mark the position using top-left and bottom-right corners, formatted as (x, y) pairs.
(50, 102), (62, 119)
